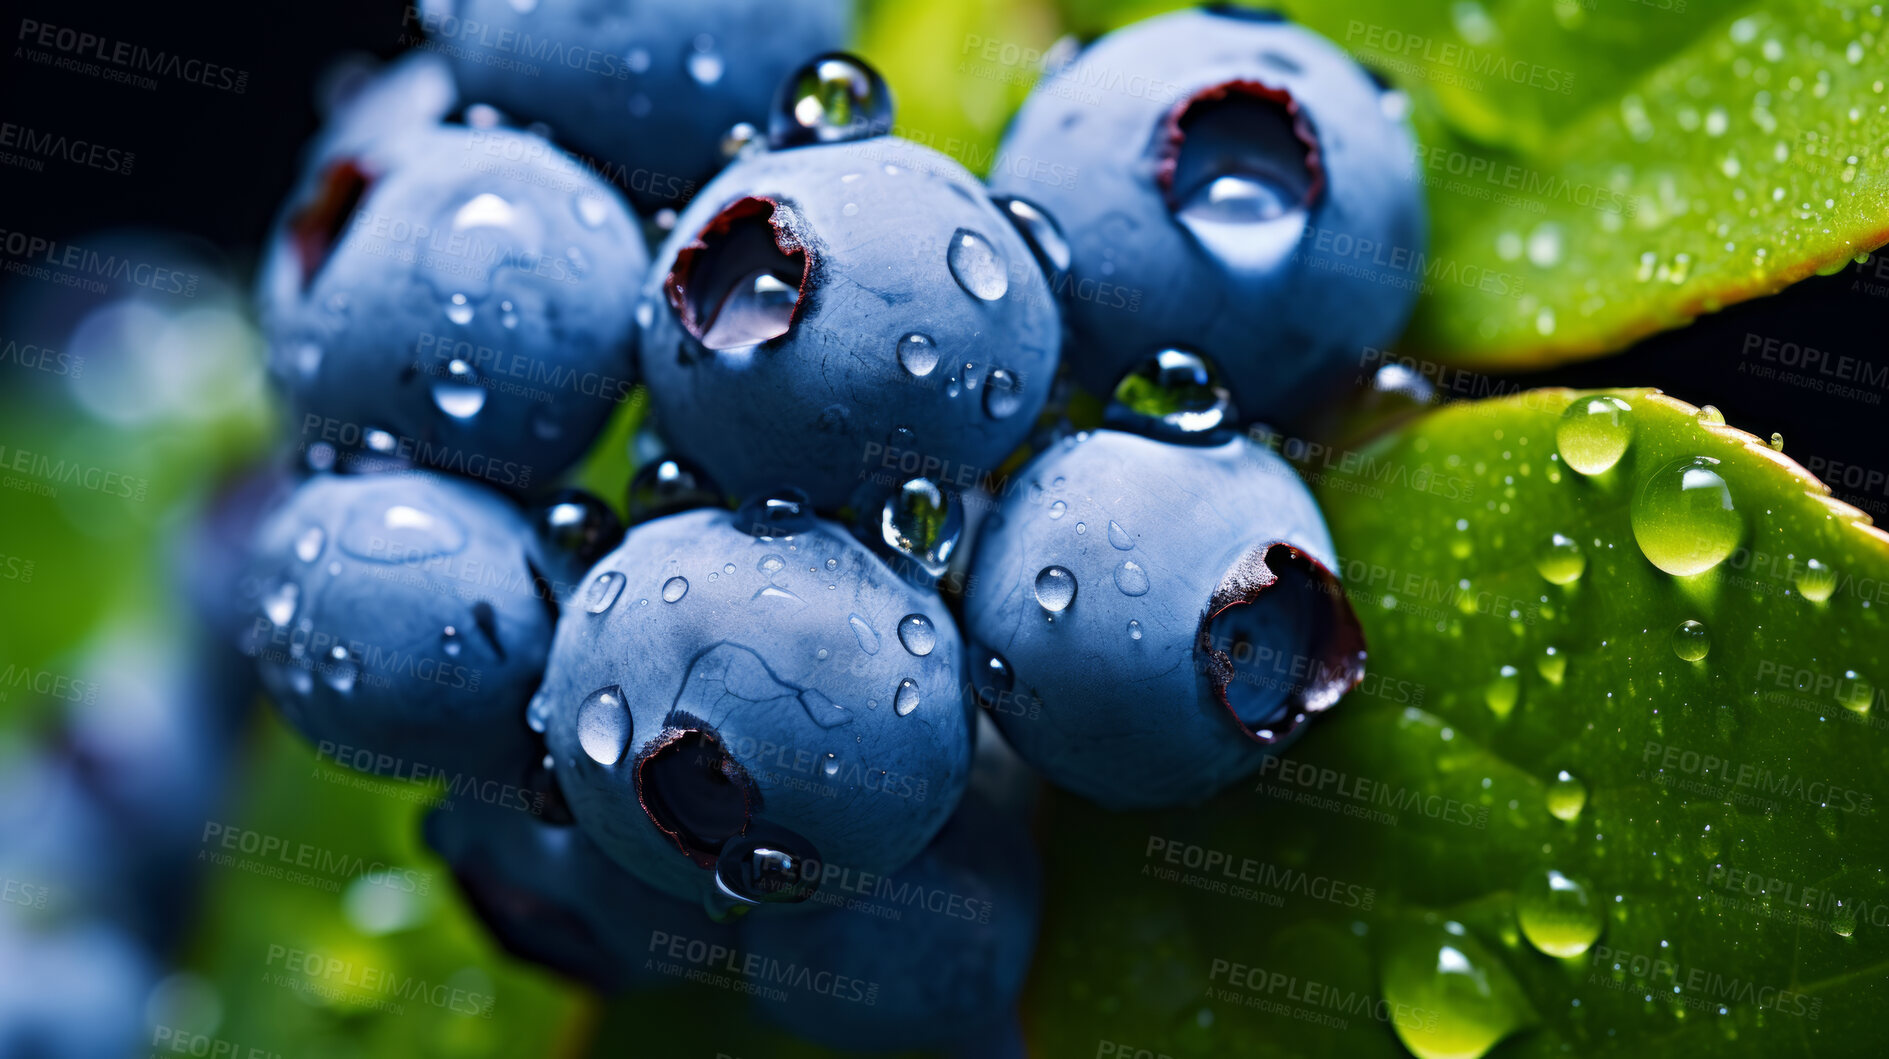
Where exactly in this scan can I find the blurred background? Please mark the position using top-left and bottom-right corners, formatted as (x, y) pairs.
(1, 0), (1885, 1056)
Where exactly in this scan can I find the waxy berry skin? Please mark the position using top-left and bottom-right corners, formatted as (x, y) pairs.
(989, 8), (1425, 424)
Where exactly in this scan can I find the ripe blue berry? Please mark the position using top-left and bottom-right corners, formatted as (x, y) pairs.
(538, 505), (971, 907)
(962, 429), (1365, 809)
(413, 0), (853, 211)
(240, 471), (553, 784)
(741, 790), (1040, 1051)
(258, 121), (647, 489)
(636, 127), (1062, 510)
(424, 798), (733, 991)
(989, 8), (1424, 424)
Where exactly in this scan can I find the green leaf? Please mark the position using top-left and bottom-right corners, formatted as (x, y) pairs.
(1026, 388), (1889, 1057)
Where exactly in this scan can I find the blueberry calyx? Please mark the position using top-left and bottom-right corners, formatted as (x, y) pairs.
(1200, 4), (1289, 23)
(664, 196), (814, 352)
(289, 158), (373, 290)
(1197, 541), (1365, 745)
(1155, 80), (1324, 215)
(634, 725), (759, 868)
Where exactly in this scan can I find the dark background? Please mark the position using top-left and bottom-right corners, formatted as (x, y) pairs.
(1, 0), (1884, 506)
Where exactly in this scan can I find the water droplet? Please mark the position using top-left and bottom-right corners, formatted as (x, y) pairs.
(685, 42), (724, 86)
(1034, 566), (1077, 612)
(991, 194), (1071, 281)
(262, 580), (300, 627)
(1671, 619), (1710, 661)
(714, 824), (821, 905)
(1174, 172), (1305, 273)
(584, 571), (626, 614)
(339, 498), (468, 563)
(1631, 456), (1741, 576)
(982, 368), (1024, 419)
(576, 686), (632, 766)
(662, 576), (690, 603)
(1697, 404), (1726, 425)
(896, 614), (936, 656)
(896, 333), (938, 377)
(1485, 664), (1520, 720)
(822, 753), (840, 777)
(946, 228), (1009, 301)
(700, 270), (799, 351)
(972, 648), (1015, 710)
(1797, 558), (1836, 602)
(1127, 619), (1142, 640)
(879, 478), (962, 577)
(323, 645), (358, 694)
(759, 554), (785, 574)
(526, 690), (549, 733)
(1838, 670), (1874, 713)
(1107, 521), (1134, 550)
(768, 52), (894, 148)
(1546, 770), (1586, 821)
(1769, 432), (1784, 451)
(893, 678), (920, 716)
(1517, 869), (1603, 957)
(848, 614), (879, 654)
(1106, 349), (1232, 439)
(1534, 533), (1585, 585)
(1048, 500), (1066, 520)
(445, 292), (474, 325)
(294, 526), (325, 564)
(1381, 920), (1533, 1059)
(441, 626), (462, 657)
(1556, 395), (1634, 475)
(1537, 646), (1566, 686)
(1113, 560), (1150, 597)
(431, 358), (487, 419)
(627, 456), (718, 521)
(573, 193), (611, 229)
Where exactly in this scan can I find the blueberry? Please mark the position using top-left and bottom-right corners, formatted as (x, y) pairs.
(988, 8), (1424, 425)
(424, 797), (732, 991)
(258, 121), (647, 489)
(0, 916), (151, 1059)
(239, 471), (553, 784)
(962, 429), (1365, 809)
(413, 0), (853, 211)
(538, 505), (971, 907)
(741, 790), (1040, 1051)
(636, 132), (1062, 510)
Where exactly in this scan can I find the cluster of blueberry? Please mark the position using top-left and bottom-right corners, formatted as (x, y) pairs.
(238, 2), (1422, 1050)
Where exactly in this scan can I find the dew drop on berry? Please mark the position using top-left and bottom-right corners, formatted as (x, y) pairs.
(880, 478), (962, 577)
(662, 576), (690, 603)
(848, 613), (880, 654)
(576, 686), (631, 766)
(294, 526), (326, 563)
(896, 614), (936, 656)
(323, 645), (359, 694)
(768, 52), (893, 149)
(1516, 869), (1602, 958)
(946, 228), (1009, 301)
(1106, 349), (1232, 440)
(893, 333), (937, 377)
(1107, 521), (1134, 550)
(1114, 560), (1150, 597)
(1034, 566), (1077, 612)
(584, 571), (626, 614)
(893, 678), (921, 716)
(736, 488), (815, 538)
(431, 359), (488, 419)
(441, 625), (462, 658)
(991, 194), (1071, 281)
(714, 824), (821, 905)
(262, 580), (300, 627)
(972, 647), (1015, 710)
(627, 456), (718, 521)
(686, 35), (724, 86)
(1048, 500), (1066, 520)
(982, 368), (1024, 419)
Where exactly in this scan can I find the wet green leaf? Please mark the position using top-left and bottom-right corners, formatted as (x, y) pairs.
(1027, 389), (1889, 1056)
